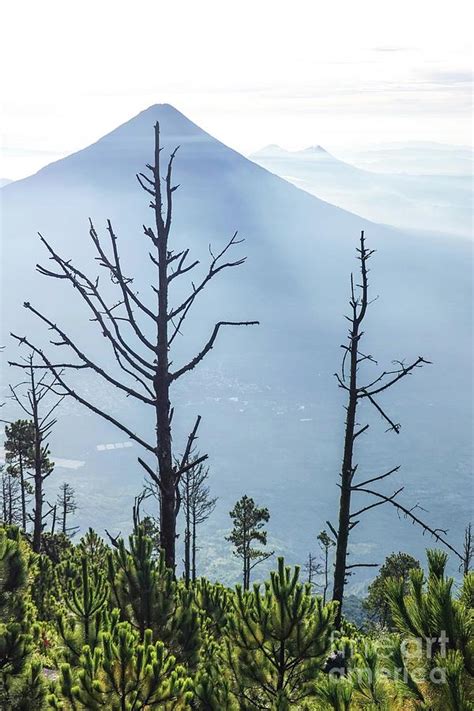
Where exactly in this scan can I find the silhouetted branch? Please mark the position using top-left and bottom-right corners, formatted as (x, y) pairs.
(356, 486), (462, 560)
(170, 320), (259, 381)
(9, 334), (154, 453)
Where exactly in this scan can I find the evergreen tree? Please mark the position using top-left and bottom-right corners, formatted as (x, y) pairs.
(193, 578), (231, 639)
(4, 420), (35, 531)
(56, 555), (109, 665)
(108, 527), (175, 639)
(386, 549), (473, 706)
(315, 673), (353, 711)
(108, 526), (201, 667)
(318, 530), (335, 605)
(226, 495), (273, 590)
(30, 553), (59, 622)
(227, 557), (337, 709)
(50, 622), (193, 709)
(77, 528), (108, 563)
(364, 551), (420, 628)
(0, 526), (44, 709)
(140, 515), (161, 556)
(194, 637), (238, 711)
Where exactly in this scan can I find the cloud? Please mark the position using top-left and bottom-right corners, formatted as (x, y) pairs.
(426, 70), (473, 85)
(372, 46), (412, 52)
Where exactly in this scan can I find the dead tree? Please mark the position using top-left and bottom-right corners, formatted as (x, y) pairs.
(180, 458), (217, 584)
(303, 552), (322, 591)
(461, 523), (473, 577)
(7, 355), (60, 551)
(330, 231), (462, 627)
(56, 482), (79, 537)
(0, 466), (22, 525)
(9, 122), (257, 570)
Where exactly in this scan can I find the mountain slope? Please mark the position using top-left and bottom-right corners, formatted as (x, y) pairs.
(250, 143), (473, 237)
(1, 105), (472, 582)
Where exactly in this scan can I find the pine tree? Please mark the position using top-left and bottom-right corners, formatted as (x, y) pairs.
(108, 527), (175, 639)
(56, 554), (109, 665)
(227, 557), (337, 709)
(0, 526), (41, 708)
(226, 495), (274, 590)
(77, 528), (108, 563)
(315, 673), (353, 711)
(30, 554), (58, 622)
(363, 551), (420, 628)
(193, 578), (231, 639)
(318, 530), (335, 605)
(51, 622), (193, 709)
(386, 549), (473, 706)
(194, 637), (238, 711)
(3, 420), (35, 531)
(108, 526), (201, 666)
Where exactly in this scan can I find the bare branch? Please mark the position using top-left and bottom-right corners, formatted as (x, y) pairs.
(170, 320), (259, 381)
(361, 357), (430, 398)
(353, 465), (401, 490)
(356, 486), (462, 560)
(9, 335), (155, 454)
(168, 232), (247, 321)
(16, 303), (154, 405)
(350, 486), (404, 518)
(346, 563), (379, 570)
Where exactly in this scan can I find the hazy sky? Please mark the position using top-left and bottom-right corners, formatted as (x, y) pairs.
(1, 0), (472, 179)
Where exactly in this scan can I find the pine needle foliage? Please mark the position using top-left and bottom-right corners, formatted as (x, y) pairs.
(227, 557), (337, 709)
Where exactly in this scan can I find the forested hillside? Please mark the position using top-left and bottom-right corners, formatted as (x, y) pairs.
(0, 522), (472, 709)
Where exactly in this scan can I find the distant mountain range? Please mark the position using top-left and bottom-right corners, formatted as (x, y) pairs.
(345, 142), (474, 176)
(1, 105), (472, 585)
(250, 143), (473, 237)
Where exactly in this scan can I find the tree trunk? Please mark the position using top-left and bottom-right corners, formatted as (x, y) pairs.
(332, 316), (359, 627)
(31, 382), (43, 553)
(2, 478), (7, 523)
(323, 548), (329, 605)
(62, 494), (67, 535)
(18, 450), (27, 531)
(184, 477), (191, 585)
(8, 476), (13, 524)
(192, 506), (197, 582)
(242, 518), (248, 590)
(153, 122), (175, 572)
(32, 447), (43, 552)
